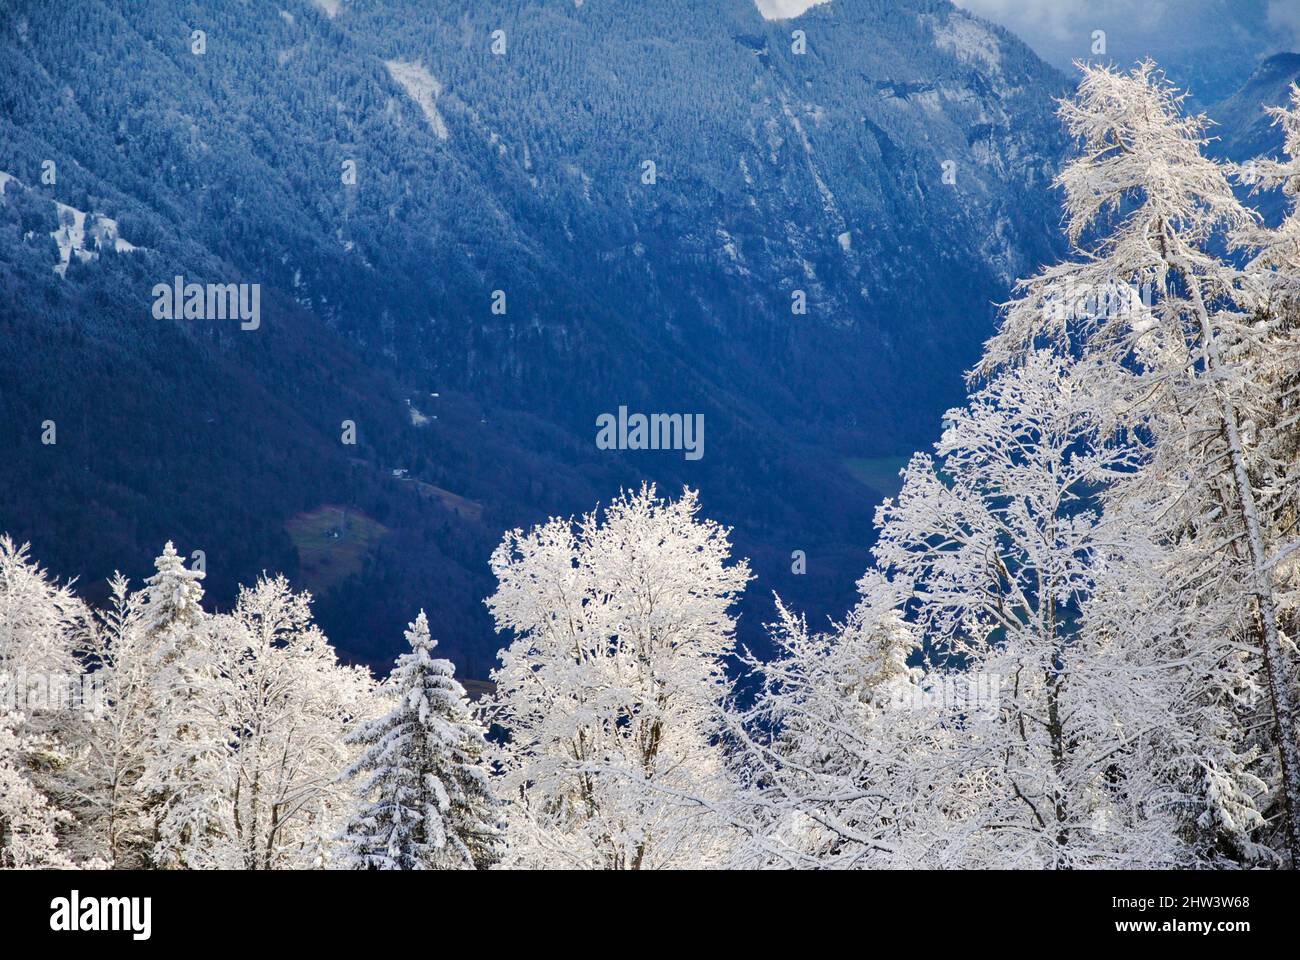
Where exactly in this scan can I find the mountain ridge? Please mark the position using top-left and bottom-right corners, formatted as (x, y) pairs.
(0, 0), (1070, 671)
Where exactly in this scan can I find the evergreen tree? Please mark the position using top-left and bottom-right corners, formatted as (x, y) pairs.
(341, 611), (500, 870)
(137, 542), (229, 869)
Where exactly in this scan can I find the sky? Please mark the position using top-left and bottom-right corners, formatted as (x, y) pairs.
(755, 0), (1300, 103)
(755, 0), (1299, 51)
(953, 0), (1300, 67)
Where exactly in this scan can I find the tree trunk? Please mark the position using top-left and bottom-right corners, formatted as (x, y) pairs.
(1184, 264), (1300, 865)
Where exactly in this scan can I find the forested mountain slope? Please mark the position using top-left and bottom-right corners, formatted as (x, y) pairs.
(1209, 52), (1300, 226)
(0, 0), (1067, 671)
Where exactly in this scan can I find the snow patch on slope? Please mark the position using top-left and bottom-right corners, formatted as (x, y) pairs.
(935, 15), (1002, 72)
(776, 93), (850, 249)
(50, 202), (137, 277)
(755, 0), (829, 20)
(1, 172), (140, 276)
(384, 60), (450, 140)
(312, 0), (341, 19)
(51, 204), (87, 277)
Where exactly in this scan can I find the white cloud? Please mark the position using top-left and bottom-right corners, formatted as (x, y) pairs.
(1268, 0), (1300, 49)
(953, 0), (1079, 41)
(953, 0), (1167, 46)
(754, 0), (830, 21)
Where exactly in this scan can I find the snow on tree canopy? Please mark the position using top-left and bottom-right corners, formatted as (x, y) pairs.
(340, 611), (500, 870)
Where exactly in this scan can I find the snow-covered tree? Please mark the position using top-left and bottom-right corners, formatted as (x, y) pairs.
(136, 542), (228, 869)
(981, 60), (1300, 864)
(0, 536), (88, 867)
(0, 711), (72, 869)
(65, 573), (155, 867)
(728, 582), (955, 869)
(871, 353), (1190, 866)
(1077, 509), (1277, 865)
(486, 485), (751, 869)
(341, 611), (499, 870)
(212, 575), (377, 870)
(1234, 83), (1300, 672)
(1210, 82), (1300, 863)
(0, 536), (86, 682)
(1235, 81), (1300, 285)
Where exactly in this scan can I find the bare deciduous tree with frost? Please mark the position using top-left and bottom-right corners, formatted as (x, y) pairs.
(980, 61), (1300, 865)
(485, 485), (751, 869)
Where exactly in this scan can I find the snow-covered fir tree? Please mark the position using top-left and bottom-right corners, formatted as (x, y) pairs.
(340, 610), (500, 870)
(136, 542), (229, 868)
